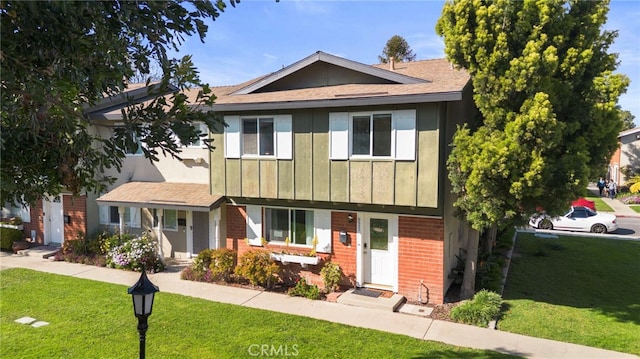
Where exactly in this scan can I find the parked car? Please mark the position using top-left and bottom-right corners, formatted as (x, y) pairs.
(529, 206), (618, 234)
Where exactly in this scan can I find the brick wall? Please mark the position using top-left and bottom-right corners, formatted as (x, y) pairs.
(398, 216), (445, 304)
(330, 211), (357, 287)
(22, 201), (44, 245)
(63, 195), (87, 241)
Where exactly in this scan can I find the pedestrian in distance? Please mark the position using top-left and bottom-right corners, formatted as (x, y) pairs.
(608, 180), (617, 199)
(597, 177), (606, 196)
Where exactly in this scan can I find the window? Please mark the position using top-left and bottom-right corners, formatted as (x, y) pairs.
(1, 202), (31, 223)
(352, 114), (392, 157)
(243, 117), (274, 156)
(265, 208), (314, 246)
(153, 209), (178, 230)
(99, 206), (141, 228)
(224, 115), (292, 159)
(329, 109), (416, 160)
(179, 122), (208, 148)
(125, 132), (144, 155)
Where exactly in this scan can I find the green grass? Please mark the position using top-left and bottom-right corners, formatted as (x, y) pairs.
(631, 205), (640, 213)
(584, 195), (614, 212)
(0, 269), (514, 359)
(500, 233), (640, 355)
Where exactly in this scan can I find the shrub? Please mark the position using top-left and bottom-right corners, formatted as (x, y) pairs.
(450, 289), (502, 327)
(288, 277), (320, 300)
(209, 248), (236, 282)
(234, 250), (279, 288)
(320, 261), (341, 292)
(193, 248), (215, 274)
(0, 227), (23, 250)
(106, 234), (164, 272)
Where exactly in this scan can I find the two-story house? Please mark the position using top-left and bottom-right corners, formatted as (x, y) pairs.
(207, 51), (477, 304)
(609, 127), (640, 187)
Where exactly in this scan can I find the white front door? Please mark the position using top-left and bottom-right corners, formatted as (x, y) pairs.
(362, 214), (397, 289)
(43, 196), (64, 245)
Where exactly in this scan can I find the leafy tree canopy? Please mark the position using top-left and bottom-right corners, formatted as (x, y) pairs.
(620, 109), (636, 130)
(436, 0), (629, 230)
(378, 35), (417, 63)
(1, 0), (237, 206)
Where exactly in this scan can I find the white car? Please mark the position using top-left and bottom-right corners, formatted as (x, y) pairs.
(529, 206), (618, 234)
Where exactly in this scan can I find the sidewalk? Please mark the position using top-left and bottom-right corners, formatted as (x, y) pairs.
(587, 185), (640, 218)
(1, 248), (636, 359)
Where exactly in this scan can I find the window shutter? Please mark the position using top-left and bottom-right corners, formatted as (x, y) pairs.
(130, 207), (141, 228)
(224, 115), (241, 158)
(314, 210), (332, 253)
(99, 205), (109, 225)
(329, 112), (349, 160)
(245, 205), (262, 246)
(394, 109), (416, 160)
(275, 115), (292, 159)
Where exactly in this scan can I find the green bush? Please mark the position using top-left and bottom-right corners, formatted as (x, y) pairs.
(234, 250), (279, 288)
(450, 289), (502, 327)
(193, 248), (215, 274)
(106, 234), (164, 272)
(0, 227), (23, 250)
(209, 248), (236, 282)
(320, 261), (341, 292)
(288, 277), (320, 300)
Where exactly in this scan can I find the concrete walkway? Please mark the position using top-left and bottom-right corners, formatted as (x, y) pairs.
(587, 184), (640, 218)
(1, 248), (636, 359)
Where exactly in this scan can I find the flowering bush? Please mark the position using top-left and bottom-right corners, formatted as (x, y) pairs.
(106, 234), (164, 272)
(621, 195), (640, 205)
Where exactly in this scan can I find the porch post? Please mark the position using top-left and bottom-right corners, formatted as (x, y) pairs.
(186, 211), (193, 257)
(211, 209), (219, 250)
(355, 214), (364, 287)
(118, 206), (125, 234)
(156, 209), (164, 258)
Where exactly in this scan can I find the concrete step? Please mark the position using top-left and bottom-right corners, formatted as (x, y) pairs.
(337, 288), (406, 312)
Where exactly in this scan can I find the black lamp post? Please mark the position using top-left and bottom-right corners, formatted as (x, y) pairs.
(128, 270), (159, 359)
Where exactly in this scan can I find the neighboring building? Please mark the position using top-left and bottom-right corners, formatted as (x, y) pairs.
(609, 127), (640, 187)
(207, 51), (477, 304)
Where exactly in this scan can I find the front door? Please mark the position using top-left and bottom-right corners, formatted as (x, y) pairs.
(192, 211), (210, 254)
(363, 214), (396, 288)
(43, 196), (64, 245)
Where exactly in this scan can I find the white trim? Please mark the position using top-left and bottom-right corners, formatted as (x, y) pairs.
(246, 205), (262, 246)
(314, 210), (332, 253)
(275, 115), (293, 159)
(224, 115), (241, 158)
(329, 112), (349, 160)
(394, 109), (416, 161)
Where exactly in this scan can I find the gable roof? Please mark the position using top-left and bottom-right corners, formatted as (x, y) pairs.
(85, 83), (178, 120)
(195, 51), (470, 112)
(233, 51), (426, 95)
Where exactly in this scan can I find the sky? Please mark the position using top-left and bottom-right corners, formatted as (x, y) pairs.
(175, 0), (640, 126)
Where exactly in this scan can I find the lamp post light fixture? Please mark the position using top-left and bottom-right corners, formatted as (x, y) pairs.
(128, 270), (159, 359)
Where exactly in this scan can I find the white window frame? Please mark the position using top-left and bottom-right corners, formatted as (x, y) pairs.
(224, 115), (292, 159)
(154, 209), (178, 231)
(2, 202), (31, 223)
(350, 112), (394, 159)
(180, 122), (209, 148)
(242, 117), (276, 157)
(329, 109), (416, 161)
(245, 205), (331, 253)
(264, 207), (315, 246)
(99, 206), (141, 228)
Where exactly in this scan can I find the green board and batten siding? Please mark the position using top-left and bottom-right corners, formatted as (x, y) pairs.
(210, 103), (443, 209)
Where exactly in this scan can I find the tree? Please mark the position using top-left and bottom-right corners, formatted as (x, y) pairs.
(620, 109), (636, 131)
(378, 35), (417, 63)
(436, 0), (629, 297)
(1, 0), (237, 206)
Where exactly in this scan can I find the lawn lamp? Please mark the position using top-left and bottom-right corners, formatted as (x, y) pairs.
(128, 270), (159, 359)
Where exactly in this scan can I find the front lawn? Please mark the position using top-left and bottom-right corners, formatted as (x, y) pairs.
(0, 268), (512, 359)
(584, 195), (614, 212)
(631, 205), (640, 214)
(500, 233), (640, 355)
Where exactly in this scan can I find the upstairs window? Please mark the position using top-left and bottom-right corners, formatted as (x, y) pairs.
(243, 117), (274, 156)
(329, 109), (416, 161)
(224, 115), (292, 159)
(352, 114), (392, 157)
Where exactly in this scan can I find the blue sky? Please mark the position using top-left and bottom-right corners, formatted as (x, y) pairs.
(176, 0), (640, 126)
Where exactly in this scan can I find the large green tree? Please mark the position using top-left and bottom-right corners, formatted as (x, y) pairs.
(1, 0), (237, 206)
(378, 35), (417, 63)
(620, 109), (636, 131)
(436, 0), (628, 296)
